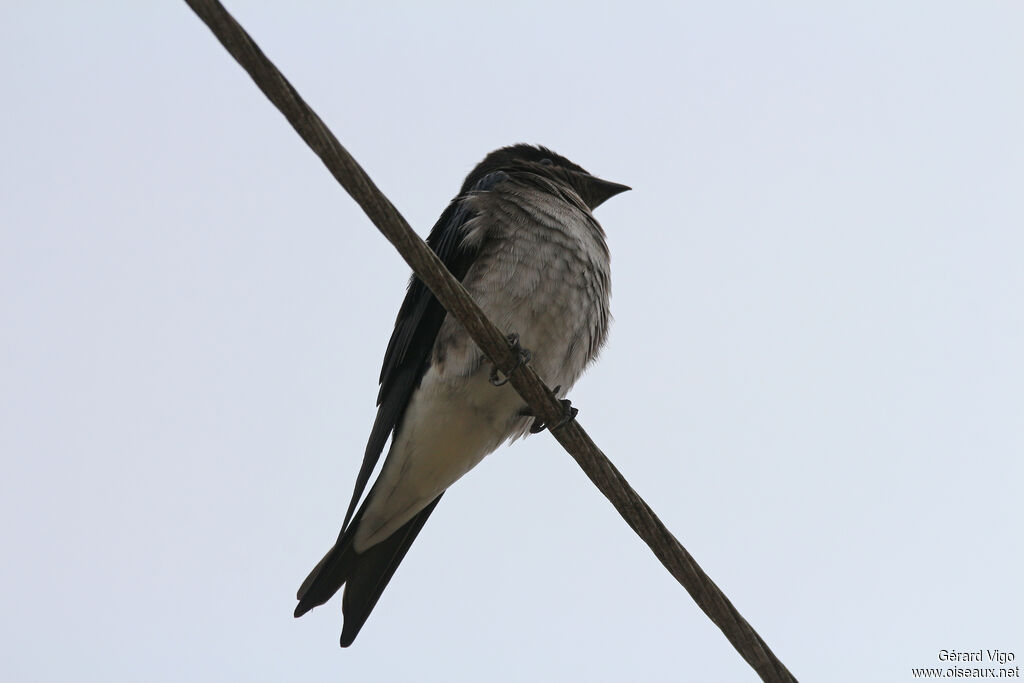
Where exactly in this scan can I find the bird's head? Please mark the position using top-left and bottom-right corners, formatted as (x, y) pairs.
(462, 144), (630, 211)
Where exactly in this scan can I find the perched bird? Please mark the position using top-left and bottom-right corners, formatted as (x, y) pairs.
(294, 144), (629, 646)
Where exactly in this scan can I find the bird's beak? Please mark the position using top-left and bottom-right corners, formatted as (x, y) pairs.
(578, 175), (631, 210)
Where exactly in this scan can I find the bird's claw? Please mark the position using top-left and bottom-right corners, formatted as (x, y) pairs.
(489, 333), (532, 386)
(528, 389), (578, 434)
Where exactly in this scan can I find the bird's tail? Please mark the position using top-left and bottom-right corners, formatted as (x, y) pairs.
(294, 494), (443, 647)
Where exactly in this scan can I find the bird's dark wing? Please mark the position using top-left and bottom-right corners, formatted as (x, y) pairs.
(338, 169), (507, 532)
(293, 172), (509, 644)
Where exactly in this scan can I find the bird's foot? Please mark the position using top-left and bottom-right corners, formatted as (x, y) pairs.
(524, 386), (578, 433)
(489, 333), (532, 386)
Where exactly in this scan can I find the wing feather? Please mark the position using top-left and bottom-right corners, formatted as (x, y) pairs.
(338, 171), (507, 532)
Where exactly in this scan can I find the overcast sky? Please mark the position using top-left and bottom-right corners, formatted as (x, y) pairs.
(2, 2), (1022, 681)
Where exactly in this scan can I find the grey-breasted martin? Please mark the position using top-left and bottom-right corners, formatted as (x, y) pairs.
(294, 144), (629, 646)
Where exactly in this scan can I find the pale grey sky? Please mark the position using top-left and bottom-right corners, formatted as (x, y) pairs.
(2, 2), (1021, 681)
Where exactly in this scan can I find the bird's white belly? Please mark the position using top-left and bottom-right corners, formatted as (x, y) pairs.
(352, 365), (524, 551)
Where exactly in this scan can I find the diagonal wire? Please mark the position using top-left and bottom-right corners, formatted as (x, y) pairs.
(182, 1), (798, 680)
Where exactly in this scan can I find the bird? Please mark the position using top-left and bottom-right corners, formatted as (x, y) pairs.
(294, 144), (629, 646)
